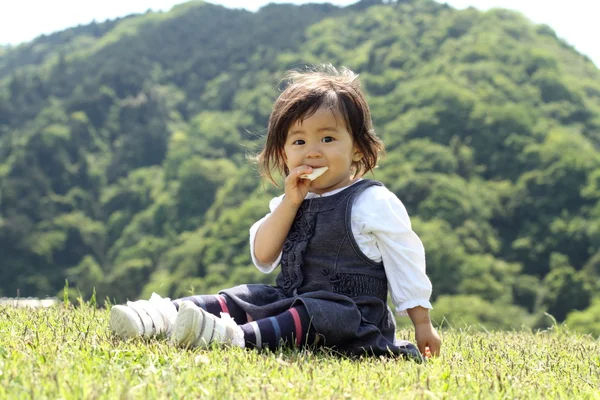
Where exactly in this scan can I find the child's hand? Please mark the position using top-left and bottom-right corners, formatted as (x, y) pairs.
(284, 166), (314, 206)
(414, 322), (441, 358)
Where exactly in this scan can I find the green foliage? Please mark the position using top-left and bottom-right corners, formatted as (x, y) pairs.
(431, 295), (532, 330)
(1, 0), (600, 333)
(540, 253), (593, 321)
(175, 156), (237, 231)
(565, 297), (600, 337)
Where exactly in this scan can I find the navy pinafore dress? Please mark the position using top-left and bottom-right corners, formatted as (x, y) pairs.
(220, 180), (420, 358)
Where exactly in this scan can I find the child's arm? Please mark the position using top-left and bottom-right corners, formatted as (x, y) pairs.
(254, 197), (300, 264)
(254, 165), (314, 264)
(407, 306), (441, 357)
(353, 186), (441, 356)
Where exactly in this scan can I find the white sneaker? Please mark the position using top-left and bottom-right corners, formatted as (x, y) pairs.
(109, 293), (178, 339)
(171, 301), (245, 349)
(148, 293), (178, 335)
(109, 304), (144, 339)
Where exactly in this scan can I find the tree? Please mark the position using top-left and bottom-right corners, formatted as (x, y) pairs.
(541, 253), (592, 321)
(431, 295), (531, 330)
(565, 297), (600, 337)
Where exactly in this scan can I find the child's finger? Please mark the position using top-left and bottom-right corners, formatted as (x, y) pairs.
(287, 166), (312, 183)
(285, 167), (309, 187)
(297, 166), (313, 179)
(416, 342), (426, 356)
(428, 342), (441, 357)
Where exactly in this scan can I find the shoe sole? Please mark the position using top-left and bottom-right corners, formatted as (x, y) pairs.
(109, 305), (142, 339)
(172, 305), (203, 348)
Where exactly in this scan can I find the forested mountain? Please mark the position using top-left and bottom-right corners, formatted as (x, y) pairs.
(1, 0), (599, 335)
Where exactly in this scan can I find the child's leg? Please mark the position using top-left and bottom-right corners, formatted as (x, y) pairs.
(173, 294), (248, 324)
(172, 302), (315, 351)
(110, 294), (248, 340)
(240, 305), (314, 351)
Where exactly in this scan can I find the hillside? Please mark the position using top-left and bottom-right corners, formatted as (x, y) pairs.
(0, 0), (599, 335)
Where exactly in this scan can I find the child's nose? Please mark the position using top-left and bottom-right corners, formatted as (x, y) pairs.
(306, 143), (323, 158)
(305, 145), (323, 158)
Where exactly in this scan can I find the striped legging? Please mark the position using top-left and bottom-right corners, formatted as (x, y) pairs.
(174, 294), (314, 351)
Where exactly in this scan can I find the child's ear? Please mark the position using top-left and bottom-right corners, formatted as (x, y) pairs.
(352, 151), (363, 162)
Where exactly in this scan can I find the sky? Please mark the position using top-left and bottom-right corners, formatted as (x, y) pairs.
(0, 0), (598, 67)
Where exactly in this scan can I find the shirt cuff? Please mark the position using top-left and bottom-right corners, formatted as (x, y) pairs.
(249, 217), (282, 273)
(394, 299), (433, 317)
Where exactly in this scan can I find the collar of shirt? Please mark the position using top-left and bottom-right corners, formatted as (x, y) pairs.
(305, 179), (363, 199)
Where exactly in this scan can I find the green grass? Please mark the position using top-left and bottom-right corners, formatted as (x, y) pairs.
(0, 303), (599, 399)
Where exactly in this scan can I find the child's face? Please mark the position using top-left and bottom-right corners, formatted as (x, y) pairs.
(283, 106), (362, 194)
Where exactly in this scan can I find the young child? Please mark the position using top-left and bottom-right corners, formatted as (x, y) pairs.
(109, 65), (441, 359)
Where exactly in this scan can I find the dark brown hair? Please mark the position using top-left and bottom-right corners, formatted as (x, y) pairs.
(258, 64), (385, 184)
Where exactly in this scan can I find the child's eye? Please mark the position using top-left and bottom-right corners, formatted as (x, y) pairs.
(292, 139), (305, 145)
(322, 136), (334, 143)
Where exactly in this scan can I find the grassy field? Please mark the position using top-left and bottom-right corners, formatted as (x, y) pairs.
(0, 302), (598, 399)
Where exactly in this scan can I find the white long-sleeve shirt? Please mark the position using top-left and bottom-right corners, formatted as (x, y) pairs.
(249, 180), (433, 316)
